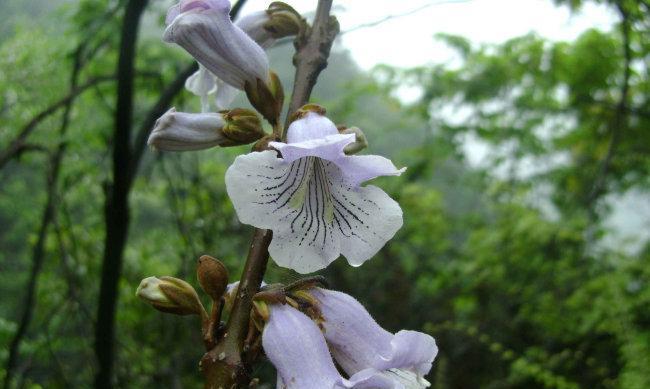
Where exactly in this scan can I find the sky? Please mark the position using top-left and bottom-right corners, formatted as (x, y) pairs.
(242, 0), (617, 70)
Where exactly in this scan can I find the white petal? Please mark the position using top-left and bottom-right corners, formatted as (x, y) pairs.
(379, 369), (430, 389)
(185, 64), (217, 112)
(215, 79), (238, 110)
(286, 112), (339, 143)
(336, 155), (406, 187)
(225, 151), (341, 273)
(323, 162), (403, 266)
(269, 133), (354, 164)
(226, 152), (403, 272)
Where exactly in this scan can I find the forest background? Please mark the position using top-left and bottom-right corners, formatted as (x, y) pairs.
(1, 0), (649, 388)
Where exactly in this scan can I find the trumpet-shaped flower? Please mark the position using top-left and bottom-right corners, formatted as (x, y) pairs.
(312, 288), (438, 388)
(148, 108), (227, 151)
(164, 0), (269, 90)
(225, 111), (405, 273)
(262, 304), (395, 389)
(180, 8), (276, 111)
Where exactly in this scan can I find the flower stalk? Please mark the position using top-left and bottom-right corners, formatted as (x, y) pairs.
(199, 0), (338, 386)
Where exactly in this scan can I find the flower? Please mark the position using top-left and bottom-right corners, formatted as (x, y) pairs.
(262, 303), (395, 388)
(164, 0), (269, 90)
(181, 9), (275, 112)
(148, 108), (227, 151)
(225, 110), (405, 273)
(148, 108), (264, 151)
(312, 288), (438, 388)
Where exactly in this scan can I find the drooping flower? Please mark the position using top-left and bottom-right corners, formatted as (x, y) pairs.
(148, 108), (263, 151)
(262, 303), (395, 389)
(180, 9), (278, 112)
(164, 0), (269, 90)
(312, 288), (438, 388)
(225, 109), (405, 273)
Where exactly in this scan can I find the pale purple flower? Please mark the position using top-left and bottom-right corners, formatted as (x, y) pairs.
(164, 0), (269, 90)
(235, 10), (276, 49)
(262, 303), (395, 389)
(148, 108), (227, 151)
(225, 111), (405, 273)
(313, 288), (438, 388)
(180, 9), (276, 112)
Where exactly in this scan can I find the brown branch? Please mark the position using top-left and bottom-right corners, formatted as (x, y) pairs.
(283, 0), (339, 134)
(201, 1), (339, 387)
(0, 75), (113, 170)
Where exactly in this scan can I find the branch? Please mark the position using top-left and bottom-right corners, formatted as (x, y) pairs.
(283, 0), (340, 133)
(202, 1), (339, 387)
(0, 76), (113, 170)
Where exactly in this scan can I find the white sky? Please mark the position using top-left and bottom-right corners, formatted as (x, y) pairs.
(242, 0), (617, 70)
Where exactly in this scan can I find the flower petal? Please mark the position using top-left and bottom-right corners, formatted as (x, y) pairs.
(378, 369), (431, 389)
(225, 151), (341, 273)
(286, 112), (339, 143)
(323, 162), (403, 266)
(379, 331), (438, 377)
(148, 108), (227, 151)
(226, 151), (402, 272)
(269, 133), (354, 164)
(335, 155), (406, 187)
(236, 10), (276, 49)
(185, 64), (217, 112)
(312, 288), (393, 373)
(215, 79), (238, 110)
(164, 7), (269, 89)
(263, 304), (342, 388)
(313, 288), (437, 380)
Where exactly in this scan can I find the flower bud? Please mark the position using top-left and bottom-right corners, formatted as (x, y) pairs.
(244, 71), (284, 125)
(164, 0), (270, 90)
(338, 126), (368, 155)
(264, 2), (305, 39)
(136, 276), (206, 316)
(196, 255), (229, 302)
(222, 108), (265, 144)
(148, 108), (228, 151)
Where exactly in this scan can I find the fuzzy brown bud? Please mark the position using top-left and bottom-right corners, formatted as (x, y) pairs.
(196, 255), (229, 302)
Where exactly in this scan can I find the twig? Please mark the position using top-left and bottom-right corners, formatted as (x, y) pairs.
(283, 0), (340, 134)
(0, 76), (113, 170)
